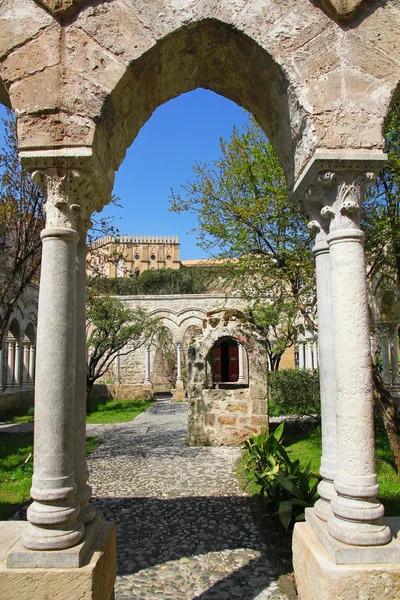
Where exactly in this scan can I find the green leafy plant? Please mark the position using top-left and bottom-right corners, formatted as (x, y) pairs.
(243, 423), (319, 530)
(269, 368), (320, 416)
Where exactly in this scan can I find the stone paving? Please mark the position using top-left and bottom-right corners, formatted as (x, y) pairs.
(86, 397), (288, 600)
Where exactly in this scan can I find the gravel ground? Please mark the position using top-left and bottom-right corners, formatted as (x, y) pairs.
(87, 397), (288, 600)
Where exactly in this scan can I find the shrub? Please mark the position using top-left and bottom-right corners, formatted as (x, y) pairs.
(88, 266), (226, 296)
(269, 368), (320, 416)
(243, 423), (319, 530)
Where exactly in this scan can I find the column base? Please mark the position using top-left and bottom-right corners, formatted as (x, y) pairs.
(172, 382), (186, 401)
(306, 508), (400, 564)
(8, 513), (103, 568)
(0, 519), (116, 600)
(293, 520), (400, 600)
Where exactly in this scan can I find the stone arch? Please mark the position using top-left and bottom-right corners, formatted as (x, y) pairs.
(8, 317), (21, 342)
(206, 334), (249, 388)
(92, 17), (306, 188)
(151, 323), (177, 389)
(24, 321), (36, 344)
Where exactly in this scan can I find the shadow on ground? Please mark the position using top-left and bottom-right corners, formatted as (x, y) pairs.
(92, 494), (292, 571)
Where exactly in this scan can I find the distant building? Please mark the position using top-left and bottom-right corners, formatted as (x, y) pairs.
(89, 235), (181, 278)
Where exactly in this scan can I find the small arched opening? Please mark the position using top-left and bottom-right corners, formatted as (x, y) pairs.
(208, 336), (248, 388)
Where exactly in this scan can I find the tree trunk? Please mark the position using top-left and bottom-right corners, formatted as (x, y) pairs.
(86, 381), (94, 415)
(373, 368), (400, 478)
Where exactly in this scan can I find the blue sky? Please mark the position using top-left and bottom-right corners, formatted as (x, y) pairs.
(0, 90), (249, 260)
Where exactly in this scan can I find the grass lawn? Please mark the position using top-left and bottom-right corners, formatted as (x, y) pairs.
(2, 405), (35, 424)
(0, 434), (101, 521)
(86, 397), (154, 424)
(285, 424), (400, 515)
(2, 397), (154, 426)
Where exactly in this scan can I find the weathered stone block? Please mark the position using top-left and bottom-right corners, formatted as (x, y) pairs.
(0, 520), (116, 600)
(293, 522), (400, 600)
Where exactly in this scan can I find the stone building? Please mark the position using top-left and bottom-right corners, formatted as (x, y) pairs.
(1, 1), (400, 599)
(89, 234), (180, 277)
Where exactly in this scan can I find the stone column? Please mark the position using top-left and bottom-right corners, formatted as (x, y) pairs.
(6, 339), (15, 388)
(312, 341), (318, 369)
(176, 342), (183, 384)
(238, 341), (245, 383)
(390, 325), (399, 385)
(306, 340), (313, 369)
(28, 345), (36, 386)
(22, 342), (30, 386)
(114, 353), (121, 385)
(144, 345), (151, 385)
(14, 341), (22, 387)
(75, 229), (96, 525)
(381, 327), (390, 384)
(298, 343), (305, 369)
(315, 169), (390, 546)
(23, 168), (87, 551)
(305, 193), (337, 523)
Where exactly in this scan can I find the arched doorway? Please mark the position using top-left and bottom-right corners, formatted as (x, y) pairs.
(213, 338), (239, 384)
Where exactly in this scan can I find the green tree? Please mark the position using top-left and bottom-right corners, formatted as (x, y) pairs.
(86, 294), (158, 407)
(363, 102), (400, 290)
(247, 300), (298, 371)
(0, 110), (45, 345)
(170, 118), (316, 366)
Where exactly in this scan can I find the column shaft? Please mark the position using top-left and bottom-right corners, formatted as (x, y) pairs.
(328, 229), (390, 546)
(306, 341), (313, 369)
(22, 343), (30, 386)
(114, 353), (121, 385)
(75, 239), (96, 525)
(29, 346), (36, 386)
(23, 228), (84, 550)
(144, 346), (151, 384)
(6, 340), (15, 388)
(312, 342), (318, 369)
(312, 241), (337, 522)
(176, 342), (183, 384)
(238, 342), (245, 382)
(381, 328), (390, 384)
(298, 343), (305, 369)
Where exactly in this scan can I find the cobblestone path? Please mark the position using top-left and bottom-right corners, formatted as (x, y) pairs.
(87, 397), (287, 600)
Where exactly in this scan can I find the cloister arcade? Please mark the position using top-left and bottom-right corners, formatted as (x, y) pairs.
(0, 295), (37, 397)
(1, 0), (400, 599)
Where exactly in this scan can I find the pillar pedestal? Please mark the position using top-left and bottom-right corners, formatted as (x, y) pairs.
(0, 520), (116, 600)
(293, 521), (400, 600)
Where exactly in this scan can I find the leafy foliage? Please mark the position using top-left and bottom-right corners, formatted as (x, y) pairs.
(269, 369), (321, 416)
(243, 424), (319, 530)
(88, 266), (224, 296)
(247, 302), (298, 371)
(170, 118), (316, 364)
(0, 110), (44, 345)
(86, 294), (158, 401)
(364, 102), (400, 292)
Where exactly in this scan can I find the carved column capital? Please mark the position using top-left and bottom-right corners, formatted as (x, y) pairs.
(304, 169), (375, 244)
(31, 168), (94, 233)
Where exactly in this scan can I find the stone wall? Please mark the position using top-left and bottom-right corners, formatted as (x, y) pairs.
(187, 315), (268, 446)
(0, 388), (33, 421)
(112, 294), (294, 394)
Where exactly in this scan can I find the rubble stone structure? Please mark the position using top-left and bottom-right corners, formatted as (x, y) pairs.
(1, 0), (400, 598)
(187, 312), (269, 446)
